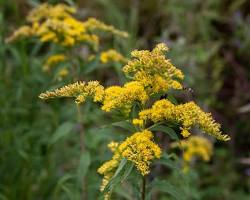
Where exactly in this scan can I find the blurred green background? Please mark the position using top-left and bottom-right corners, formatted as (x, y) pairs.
(0, 0), (250, 199)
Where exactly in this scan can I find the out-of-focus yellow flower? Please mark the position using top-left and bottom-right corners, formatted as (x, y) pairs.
(83, 18), (128, 38)
(43, 54), (66, 72)
(123, 43), (184, 94)
(6, 26), (34, 42)
(26, 3), (76, 23)
(135, 99), (230, 141)
(7, 3), (128, 49)
(56, 68), (69, 81)
(132, 119), (144, 127)
(107, 141), (119, 152)
(39, 81), (104, 104)
(100, 49), (127, 64)
(171, 136), (213, 172)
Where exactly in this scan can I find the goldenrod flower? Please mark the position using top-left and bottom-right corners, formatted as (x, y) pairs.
(171, 136), (213, 172)
(7, 3), (128, 48)
(43, 54), (66, 72)
(56, 68), (69, 81)
(100, 49), (127, 64)
(132, 119), (144, 127)
(101, 81), (148, 113)
(107, 141), (119, 152)
(83, 18), (128, 38)
(98, 130), (161, 198)
(98, 143), (121, 198)
(119, 130), (161, 176)
(136, 99), (230, 141)
(39, 81), (104, 104)
(123, 43), (184, 94)
(26, 3), (76, 23)
(6, 26), (34, 42)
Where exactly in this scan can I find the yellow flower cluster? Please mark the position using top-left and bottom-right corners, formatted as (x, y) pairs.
(97, 141), (120, 200)
(119, 130), (161, 175)
(98, 130), (161, 196)
(123, 43), (184, 94)
(39, 81), (104, 104)
(171, 136), (213, 172)
(38, 43), (230, 198)
(7, 3), (128, 48)
(43, 54), (66, 72)
(82, 18), (128, 38)
(101, 81), (148, 113)
(56, 68), (69, 80)
(100, 49), (127, 64)
(135, 99), (230, 141)
(132, 119), (144, 127)
(40, 80), (148, 113)
(26, 3), (76, 22)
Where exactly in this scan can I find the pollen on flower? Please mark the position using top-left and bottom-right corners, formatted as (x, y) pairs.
(136, 99), (230, 141)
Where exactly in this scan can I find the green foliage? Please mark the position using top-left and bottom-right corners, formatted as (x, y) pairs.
(1, 0), (249, 199)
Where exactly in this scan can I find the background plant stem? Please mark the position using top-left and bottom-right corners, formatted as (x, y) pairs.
(141, 176), (146, 200)
(77, 105), (87, 200)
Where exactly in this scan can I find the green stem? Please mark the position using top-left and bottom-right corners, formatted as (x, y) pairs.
(141, 176), (146, 200)
(77, 105), (87, 199)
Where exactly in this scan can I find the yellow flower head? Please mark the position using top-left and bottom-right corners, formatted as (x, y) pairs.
(26, 3), (76, 23)
(132, 119), (144, 127)
(56, 68), (69, 81)
(136, 99), (230, 141)
(100, 49), (127, 64)
(123, 43), (184, 94)
(107, 141), (119, 152)
(7, 3), (128, 48)
(39, 81), (104, 104)
(6, 25), (35, 43)
(172, 136), (213, 171)
(83, 18), (128, 38)
(43, 54), (66, 72)
(119, 130), (161, 176)
(98, 129), (161, 197)
(101, 81), (148, 113)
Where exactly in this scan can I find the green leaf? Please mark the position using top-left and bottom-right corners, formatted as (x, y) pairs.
(103, 159), (133, 195)
(150, 125), (179, 140)
(147, 179), (185, 200)
(109, 120), (136, 132)
(167, 94), (178, 105)
(77, 151), (91, 185)
(157, 154), (181, 171)
(115, 186), (132, 200)
(54, 174), (75, 197)
(49, 122), (74, 145)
